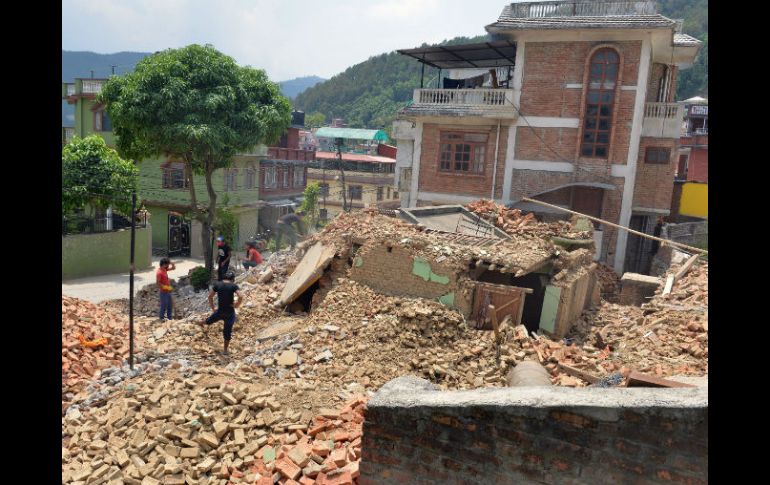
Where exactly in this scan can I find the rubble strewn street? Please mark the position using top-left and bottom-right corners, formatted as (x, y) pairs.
(63, 206), (707, 484)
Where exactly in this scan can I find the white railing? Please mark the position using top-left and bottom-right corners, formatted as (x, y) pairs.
(642, 103), (685, 138)
(510, 1), (656, 18)
(81, 80), (104, 94)
(63, 127), (74, 143)
(65, 84), (75, 96)
(414, 88), (514, 107)
(644, 102), (681, 119)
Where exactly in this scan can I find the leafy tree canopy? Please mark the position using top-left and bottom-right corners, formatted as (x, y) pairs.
(62, 135), (138, 215)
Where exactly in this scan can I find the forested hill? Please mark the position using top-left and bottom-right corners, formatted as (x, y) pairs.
(293, 35), (488, 130)
(294, 0), (707, 130)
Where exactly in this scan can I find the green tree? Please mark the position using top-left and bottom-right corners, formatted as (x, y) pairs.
(99, 44), (291, 273)
(213, 194), (238, 247)
(62, 135), (138, 216)
(305, 112), (326, 129)
(299, 182), (321, 227)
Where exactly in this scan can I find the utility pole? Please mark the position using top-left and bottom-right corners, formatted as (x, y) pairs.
(111, 65), (117, 75)
(128, 184), (137, 370)
(335, 137), (348, 212)
(90, 70), (94, 79)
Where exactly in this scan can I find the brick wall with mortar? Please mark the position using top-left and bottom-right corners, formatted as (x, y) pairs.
(633, 137), (678, 210)
(348, 242), (473, 314)
(360, 376), (708, 485)
(419, 123), (509, 199)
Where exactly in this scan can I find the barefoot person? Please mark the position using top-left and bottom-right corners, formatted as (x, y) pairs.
(200, 271), (242, 354)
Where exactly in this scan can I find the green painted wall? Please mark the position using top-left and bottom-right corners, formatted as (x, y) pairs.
(539, 285), (562, 334)
(146, 205), (170, 249)
(62, 226), (152, 280)
(412, 257), (450, 284)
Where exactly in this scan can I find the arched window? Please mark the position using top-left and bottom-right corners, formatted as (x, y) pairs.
(581, 48), (619, 158)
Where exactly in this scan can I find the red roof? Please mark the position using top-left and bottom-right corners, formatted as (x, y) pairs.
(314, 151), (396, 164)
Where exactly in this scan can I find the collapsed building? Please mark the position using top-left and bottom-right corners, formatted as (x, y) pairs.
(279, 206), (599, 339)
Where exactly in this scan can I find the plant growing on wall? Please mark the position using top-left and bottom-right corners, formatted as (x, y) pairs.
(299, 182), (321, 228)
(99, 44), (291, 274)
(62, 135), (138, 216)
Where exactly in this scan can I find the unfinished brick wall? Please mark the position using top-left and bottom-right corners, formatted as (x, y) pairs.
(348, 242), (471, 312)
(419, 123), (509, 198)
(633, 138), (677, 210)
(361, 377), (708, 485)
(515, 127), (578, 162)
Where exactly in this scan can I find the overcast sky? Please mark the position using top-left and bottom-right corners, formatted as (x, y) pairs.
(62, 0), (513, 81)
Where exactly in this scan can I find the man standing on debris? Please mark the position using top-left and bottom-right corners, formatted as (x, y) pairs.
(243, 241), (263, 269)
(200, 271), (242, 354)
(215, 236), (231, 281)
(156, 258), (176, 322)
(274, 210), (305, 249)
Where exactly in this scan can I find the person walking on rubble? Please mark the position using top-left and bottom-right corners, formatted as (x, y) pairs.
(199, 271), (242, 354)
(274, 210), (305, 249)
(156, 257), (176, 322)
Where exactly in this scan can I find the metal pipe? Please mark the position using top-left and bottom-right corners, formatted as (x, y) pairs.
(490, 121), (501, 200)
(128, 191), (136, 370)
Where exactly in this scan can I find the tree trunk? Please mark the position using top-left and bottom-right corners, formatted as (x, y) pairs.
(203, 161), (218, 280)
(186, 161), (210, 274)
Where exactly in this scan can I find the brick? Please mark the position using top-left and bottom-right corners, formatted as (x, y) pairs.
(288, 447), (310, 468)
(330, 448), (347, 467)
(140, 478), (160, 485)
(275, 457), (301, 480)
(180, 447), (199, 459)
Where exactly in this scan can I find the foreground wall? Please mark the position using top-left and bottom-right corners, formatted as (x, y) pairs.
(62, 226), (152, 280)
(361, 376), (707, 485)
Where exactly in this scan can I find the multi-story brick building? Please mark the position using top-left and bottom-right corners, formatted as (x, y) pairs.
(391, 0), (702, 273)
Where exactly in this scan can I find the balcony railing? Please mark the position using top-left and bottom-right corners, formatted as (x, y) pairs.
(509, 0), (656, 18)
(65, 83), (76, 96)
(267, 147), (316, 162)
(642, 102), (685, 139)
(81, 80), (105, 94)
(413, 88), (515, 108)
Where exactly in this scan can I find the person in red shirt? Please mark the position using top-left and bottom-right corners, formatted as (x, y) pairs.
(243, 241), (263, 270)
(156, 257), (176, 321)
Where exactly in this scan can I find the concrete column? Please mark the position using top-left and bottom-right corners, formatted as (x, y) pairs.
(408, 121), (423, 207)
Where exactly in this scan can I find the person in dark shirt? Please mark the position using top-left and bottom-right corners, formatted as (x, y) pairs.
(275, 210), (305, 249)
(215, 236), (231, 281)
(199, 271), (242, 354)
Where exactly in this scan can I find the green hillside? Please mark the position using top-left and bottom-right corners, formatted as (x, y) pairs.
(295, 1), (707, 129)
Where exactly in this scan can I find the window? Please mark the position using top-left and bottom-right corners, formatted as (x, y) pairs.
(581, 48), (619, 158)
(386, 186), (391, 199)
(94, 110), (112, 132)
(376, 186), (383, 201)
(264, 166), (277, 189)
(319, 183), (329, 196)
(282, 168), (289, 188)
(245, 167), (256, 189)
(224, 169), (238, 191)
(162, 162), (188, 190)
(349, 185), (363, 200)
(438, 132), (487, 174)
(319, 208), (328, 220)
(645, 147), (671, 165)
(293, 167), (305, 187)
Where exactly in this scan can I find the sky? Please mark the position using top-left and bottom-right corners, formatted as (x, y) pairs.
(61, 0), (511, 81)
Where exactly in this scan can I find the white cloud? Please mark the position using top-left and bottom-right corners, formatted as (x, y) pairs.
(364, 0), (439, 19)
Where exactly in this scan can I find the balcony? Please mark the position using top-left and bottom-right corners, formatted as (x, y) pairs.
(266, 147), (316, 162)
(509, 0), (656, 18)
(82, 80), (105, 94)
(641, 102), (685, 139)
(64, 83), (76, 96)
(414, 88), (514, 107)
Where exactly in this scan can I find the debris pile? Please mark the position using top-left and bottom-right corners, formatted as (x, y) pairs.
(62, 361), (365, 485)
(466, 199), (591, 239)
(595, 263), (622, 302)
(62, 296), (131, 410)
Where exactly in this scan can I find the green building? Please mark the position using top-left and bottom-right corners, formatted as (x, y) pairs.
(63, 78), (311, 260)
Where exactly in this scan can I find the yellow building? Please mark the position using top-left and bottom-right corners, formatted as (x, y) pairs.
(308, 151), (400, 219)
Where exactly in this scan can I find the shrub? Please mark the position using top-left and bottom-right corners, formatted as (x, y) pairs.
(190, 266), (211, 291)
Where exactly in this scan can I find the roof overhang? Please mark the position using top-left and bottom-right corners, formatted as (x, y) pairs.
(397, 40), (517, 69)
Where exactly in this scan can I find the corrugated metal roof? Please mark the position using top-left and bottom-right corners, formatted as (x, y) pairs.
(314, 151), (396, 164)
(314, 127), (389, 141)
(397, 41), (517, 69)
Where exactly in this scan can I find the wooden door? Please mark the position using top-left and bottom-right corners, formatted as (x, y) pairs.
(472, 282), (529, 330)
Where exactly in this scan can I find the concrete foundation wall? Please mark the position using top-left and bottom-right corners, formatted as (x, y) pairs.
(361, 376), (707, 485)
(62, 225), (152, 280)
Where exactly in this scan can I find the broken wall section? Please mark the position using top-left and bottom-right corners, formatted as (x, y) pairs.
(361, 376), (707, 485)
(349, 242), (472, 314)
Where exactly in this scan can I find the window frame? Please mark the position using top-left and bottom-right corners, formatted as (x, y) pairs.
(161, 161), (188, 190)
(579, 47), (620, 160)
(437, 131), (488, 175)
(263, 166), (278, 189)
(223, 168), (238, 192)
(644, 147), (671, 165)
(349, 185), (363, 200)
(245, 167), (256, 189)
(293, 166), (305, 187)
